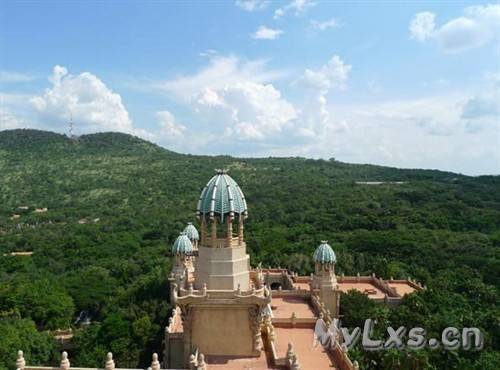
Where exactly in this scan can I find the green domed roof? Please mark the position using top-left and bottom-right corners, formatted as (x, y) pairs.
(197, 169), (248, 222)
(314, 241), (336, 264)
(171, 232), (193, 254)
(183, 222), (199, 241)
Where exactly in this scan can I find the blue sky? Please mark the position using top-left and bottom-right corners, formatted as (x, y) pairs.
(1, 1), (499, 175)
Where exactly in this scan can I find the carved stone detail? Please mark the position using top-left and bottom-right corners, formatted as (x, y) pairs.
(249, 306), (263, 353)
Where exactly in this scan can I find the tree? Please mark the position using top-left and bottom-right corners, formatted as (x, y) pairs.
(0, 318), (55, 370)
(0, 276), (74, 330)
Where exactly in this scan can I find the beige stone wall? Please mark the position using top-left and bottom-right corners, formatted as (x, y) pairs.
(195, 245), (250, 290)
(320, 286), (340, 317)
(191, 306), (253, 356)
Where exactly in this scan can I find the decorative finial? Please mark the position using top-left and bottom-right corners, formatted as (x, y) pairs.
(189, 354), (197, 362)
(321, 240), (329, 244)
(16, 350), (25, 370)
(291, 354), (300, 370)
(198, 353), (206, 367)
(105, 352), (115, 370)
(215, 168), (228, 174)
(60, 351), (70, 370)
(286, 342), (294, 360)
(151, 353), (160, 370)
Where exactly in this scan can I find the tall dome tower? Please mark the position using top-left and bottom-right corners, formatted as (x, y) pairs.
(196, 168), (247, 248)
(195, 169), (251, 290)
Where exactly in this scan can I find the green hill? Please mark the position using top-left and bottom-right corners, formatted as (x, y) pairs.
(0, 129), (499, 369)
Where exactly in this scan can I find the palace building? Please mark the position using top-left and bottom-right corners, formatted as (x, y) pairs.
(16, 169), (422, 370)
(163, 169), (422, 370)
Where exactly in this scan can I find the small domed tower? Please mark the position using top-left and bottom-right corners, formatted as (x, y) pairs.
(314, 240), (337, 285)
(171, 232), (193, 281)
(183, 222), (199, 250)
(313, 241), (340, 317)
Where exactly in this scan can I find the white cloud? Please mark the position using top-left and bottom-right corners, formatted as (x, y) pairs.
(325, 94), (500, 175)
(0, 107), (27, 130)
(293, 55), (351, 142)
(409, 12), (435, 42)
(462, 94), (500, 120)
(31, 65), (142, 136)
(300, 55), (351, 92)
(251, 26), (284, 40)
(274, 0), (316, 19)
(158, 55), (296, 141)
(157, 110), (186, 139)
(235, 0), (269, 11)
(310, 18), (342, 31)
(461, 76), (500, 133)
(0, 71), (36, 83)
(410, 4), (500, 52)
(355, 95), (464, 136)
(195, 82), (297, 140)
(158, 55), (287, 101)
(199, 49), (217, 58)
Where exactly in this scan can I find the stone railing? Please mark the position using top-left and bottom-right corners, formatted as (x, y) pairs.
(272, 313), (317, 328)
(269, 289), (310, 298)
(175, 283), (270, 300)
(337, 273), (424, 299)
(261, 316), (282, 366)
(293, 276), (311, 284)
(311, 293), (333, 323)
(329, 341), (359, 370)
(310, 296), (358, 370)
(14, 351), (193, 370)
(209, 237), (243, 249)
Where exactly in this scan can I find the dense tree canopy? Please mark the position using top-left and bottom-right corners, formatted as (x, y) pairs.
(0, 129), (498, 369)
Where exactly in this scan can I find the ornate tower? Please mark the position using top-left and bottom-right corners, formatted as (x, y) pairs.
(171, 232), (194, 283)
(313, 241), (340, 317)
(166, 169), (270, 367)
(195, 169), (250, 290)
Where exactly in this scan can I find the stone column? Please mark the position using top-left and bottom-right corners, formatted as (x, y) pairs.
(200, 218), (206, 245)
(238, 217), (244, 245)
(210, 216), (217, 247)
(226, 215), (233, 246)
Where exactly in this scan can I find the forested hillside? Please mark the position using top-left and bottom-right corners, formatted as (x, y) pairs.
(0, 129), (499, 369)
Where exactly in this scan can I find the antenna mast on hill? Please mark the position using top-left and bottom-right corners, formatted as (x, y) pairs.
(68, 113), (77, 140)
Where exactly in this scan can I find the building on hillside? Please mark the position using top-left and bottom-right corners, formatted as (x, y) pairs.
(16, 169), (423, 370)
